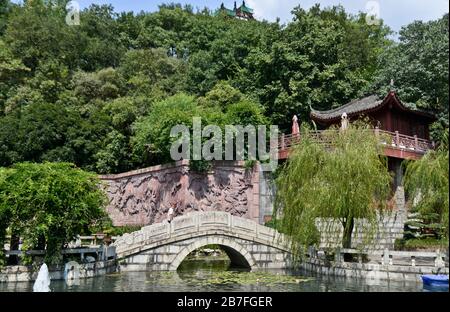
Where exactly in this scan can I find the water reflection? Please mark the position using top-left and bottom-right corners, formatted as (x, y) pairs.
(0, 259), (439, 292)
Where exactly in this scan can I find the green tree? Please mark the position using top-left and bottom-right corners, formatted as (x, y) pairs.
(0, 39), (30, 114)
(3, 0), (85, 71)
(224, 100), (268, 126)
(0, 103), (76, 166)
(369, 14), (449, 143)
(199, 81), (244, 111)
(95, 130), (130, 174)
(64, 104), (113, 171)
(404, 134), (449, 240)
(0, 1), (443, 177)
(119, 48), (185, 97)
(78, 4), (126, 70)
(0, 0), (12, 34)
(0, 166), (11, 266)
(26, 60), (70, 104)
(72, 68), (125, 103)
(0, 162), (107, 265)
(275, 123), (391, 260)
(241, 5), (391, 131)
(131, 93), (211, 166)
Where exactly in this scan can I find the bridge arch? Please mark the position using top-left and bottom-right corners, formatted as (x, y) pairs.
(113, 212), (292, 271)
(169, 236), (257, 271)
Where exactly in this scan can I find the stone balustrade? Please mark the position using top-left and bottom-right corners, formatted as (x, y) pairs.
(112, 211), (292, 271)
(303, 246), (449, 281)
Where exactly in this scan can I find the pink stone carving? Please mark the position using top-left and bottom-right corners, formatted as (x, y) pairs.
(99, 161), (260, 226)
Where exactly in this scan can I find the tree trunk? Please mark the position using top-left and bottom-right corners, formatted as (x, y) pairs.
(7, 233), (19, 265)
(0, 226), (7, 266)
(342, 217), (354, 262)
(342, 217), (354, 249)
(37, 235), (46, 250)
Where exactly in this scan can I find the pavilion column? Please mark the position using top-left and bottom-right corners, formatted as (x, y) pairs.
(386, 110), (392, 132)
(390, 157), (404, 194)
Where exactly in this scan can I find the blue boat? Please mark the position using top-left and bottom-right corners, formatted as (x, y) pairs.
(421, 275), (449, 287)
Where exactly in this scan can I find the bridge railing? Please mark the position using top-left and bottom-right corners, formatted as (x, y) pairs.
(75, 235), (119, 247)
(4, 246), (116, 262)
(278, 128), (434, 154)
(112, 211), (289, 257)
(4, 234), (120, 250)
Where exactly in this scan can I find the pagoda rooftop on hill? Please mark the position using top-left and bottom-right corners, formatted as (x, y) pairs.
(215, 1), (255, 20)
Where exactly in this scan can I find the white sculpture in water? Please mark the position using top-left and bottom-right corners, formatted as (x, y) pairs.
(64, 261), (80, 286)
(33, 263), (51, 292)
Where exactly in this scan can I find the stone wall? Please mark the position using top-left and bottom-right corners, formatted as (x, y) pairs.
(99, 160), (261, 226)
(258, 169), (276, 224)
(300, 255), (448, 282)
(316, 187), (407, 250)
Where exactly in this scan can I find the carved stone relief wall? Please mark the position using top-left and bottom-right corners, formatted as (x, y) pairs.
(99, 160), (260, 226)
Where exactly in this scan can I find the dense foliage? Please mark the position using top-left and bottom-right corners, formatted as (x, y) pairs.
(2, 0), (435, 174)
(274, 124), (391, 260)
(0, 162), (107, 265)
(131, 91), (268, 168)
(369, 14), (449, 142)
(404, 135), (449, 240)
(0, 1), (447, 262)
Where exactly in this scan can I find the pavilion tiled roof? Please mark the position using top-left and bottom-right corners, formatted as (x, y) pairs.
(310, 95), (382, 120)
(216, 2), (254, 19)
(310, 91), (436, 123)
(214, 7), (236, 17)
(239, 4), (254, 14)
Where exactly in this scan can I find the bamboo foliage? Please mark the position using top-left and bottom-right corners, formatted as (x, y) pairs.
(274, 123), (392, 261)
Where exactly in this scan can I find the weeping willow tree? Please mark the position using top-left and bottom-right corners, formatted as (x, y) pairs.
(274, 123), (391, 261)
(0, 167), (11, 267)
(404, 132), (449, 241)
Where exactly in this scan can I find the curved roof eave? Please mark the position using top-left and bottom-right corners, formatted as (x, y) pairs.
(310, 91), (436, 123)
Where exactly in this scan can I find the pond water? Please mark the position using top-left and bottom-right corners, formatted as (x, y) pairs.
(0, 259), (445, 292)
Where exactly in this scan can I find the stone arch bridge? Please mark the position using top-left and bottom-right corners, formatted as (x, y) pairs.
(112, 212), (292, 271)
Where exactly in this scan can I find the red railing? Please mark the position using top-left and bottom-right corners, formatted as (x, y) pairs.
(376, 129), (434, 152)
(278, 128), (434, 154)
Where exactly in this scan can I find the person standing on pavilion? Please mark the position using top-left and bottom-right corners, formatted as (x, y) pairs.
(292, 115), (300, 143)
(340, 112), (349, 131)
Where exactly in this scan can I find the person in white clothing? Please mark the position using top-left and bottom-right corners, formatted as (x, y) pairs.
(341, 112), (349, 131)
(168, 206), (174, 223)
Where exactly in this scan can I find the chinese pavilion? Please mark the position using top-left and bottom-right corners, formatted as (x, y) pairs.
(308, 90), (436, 191)
(215, 1), (255, 20)
(310, 91), (436, 141)
(277, 91), (436, 194)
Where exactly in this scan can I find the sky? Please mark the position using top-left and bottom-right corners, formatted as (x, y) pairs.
(71, 0), (448, 32)
(12, 0), (450, 33)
